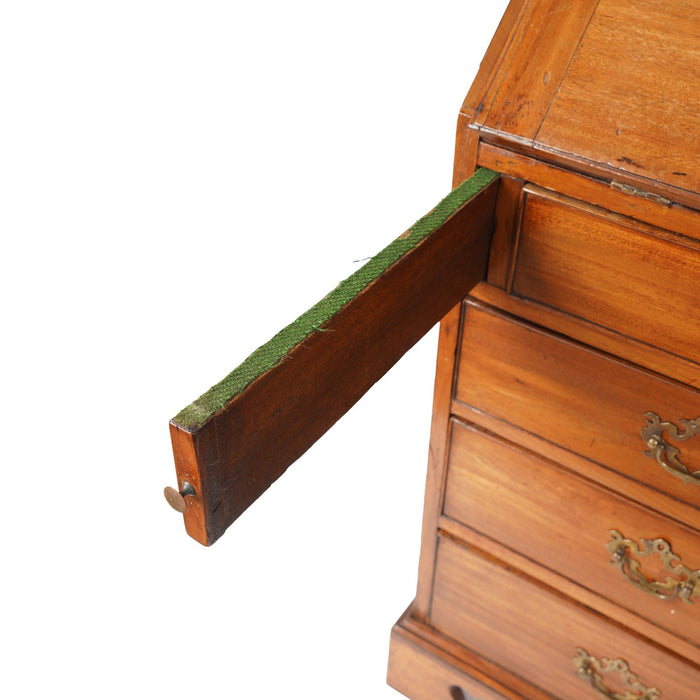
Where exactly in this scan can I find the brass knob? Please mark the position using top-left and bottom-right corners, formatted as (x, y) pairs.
(164, 482), (195, 513)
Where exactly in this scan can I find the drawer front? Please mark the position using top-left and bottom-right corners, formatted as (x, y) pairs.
(510, 187), (700, 365)
(443, 420), (700, 646)
(431, 536), (700, 700)
(456, 304), (700, 513)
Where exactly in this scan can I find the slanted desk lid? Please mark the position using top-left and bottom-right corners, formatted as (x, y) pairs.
(468, 0), (699, 207)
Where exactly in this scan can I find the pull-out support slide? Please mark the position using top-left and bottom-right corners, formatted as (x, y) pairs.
(167, 168), (500, 546)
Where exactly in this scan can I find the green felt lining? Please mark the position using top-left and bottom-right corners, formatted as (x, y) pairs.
(173, 168), (498, 431)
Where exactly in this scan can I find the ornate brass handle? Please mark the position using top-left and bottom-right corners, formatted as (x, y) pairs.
(606, 530), (699, 604)
(574, 648), (660, 700)
(641, 412), (700, 485)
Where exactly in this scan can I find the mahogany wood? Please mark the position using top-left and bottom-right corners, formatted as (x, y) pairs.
(478, 0), (599, 140)
(438, 512), (700, 668)
(455, 304), (700, 517)
(511, 187), (700, 364)
(403, 1), (700, 695)
(166, 1), (700, 696)
(443, 419), (700, 647)
(468, 0), (700, 209)
(535, 0), (700, 195)
(452, 0), (529, 188)
(459, 0), (529, 128)
(477, 143), (700, 239)
(447, 397), (700, 545)
(388, 620), (527, 700)
(431, 536), (700, 699)
(172, 180), (499, 545)
(168, 424), (207, 545)
(392, 611), (559, 700)
(412, 303), (462, 619)
(484, 175), (524, 289)
(470, 283), (700, 390)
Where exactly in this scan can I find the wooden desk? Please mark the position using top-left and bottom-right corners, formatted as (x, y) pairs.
(168, 2), (699, 697)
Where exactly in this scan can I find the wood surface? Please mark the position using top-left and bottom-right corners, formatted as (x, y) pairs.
(468, 0), (700, 209)
(431, 535), (700, 699)
(448, 395), (700, 545)
(393, 609), (559, 700)
(437, 510), (700, 668)
(390, 1), (700, 698)
(484, 174), (524, 288)
(511, 186), (700, 365)
(470, 283), (700, 391)
(452, 0), (529, 187)
(459, 0), (529, 127)
(161, 0), (700, 694)
(477, 143), (700, 240)
(388, 618), (522, 700)
(172, 179), (499, 545)
(412, 303), (463, 619)
(478, 0), (599, 140)
(452, 115), (481, 190)
(455, 303), (700, 518)
(536, 0), (700, 196)
(443, 419), (700, 647)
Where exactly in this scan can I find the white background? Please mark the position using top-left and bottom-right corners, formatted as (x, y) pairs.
(1, 2), (507, 697)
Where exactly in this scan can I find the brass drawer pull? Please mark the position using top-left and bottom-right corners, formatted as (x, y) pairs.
(641, 412), (700, 485)
(607, 530), (699, 604)
(574, 648), (660, 699)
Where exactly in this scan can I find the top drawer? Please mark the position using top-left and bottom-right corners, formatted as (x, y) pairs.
(510, 187), (700, 365)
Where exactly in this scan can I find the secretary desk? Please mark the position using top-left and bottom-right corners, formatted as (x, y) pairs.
(166, 1), (700, 697)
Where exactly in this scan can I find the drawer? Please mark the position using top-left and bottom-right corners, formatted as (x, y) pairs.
(510, 187), (700, 365)
(455, 304), (700, 516)
(443, 420), (700, 647)
(431, 536), (700, 700)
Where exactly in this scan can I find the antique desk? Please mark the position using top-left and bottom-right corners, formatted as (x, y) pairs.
(167, 1), (700, 697)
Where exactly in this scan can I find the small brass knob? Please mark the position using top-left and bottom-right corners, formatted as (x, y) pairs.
(164, 482), (195, 513)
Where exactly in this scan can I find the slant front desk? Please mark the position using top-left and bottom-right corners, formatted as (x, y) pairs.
(166, 1), (700, 697)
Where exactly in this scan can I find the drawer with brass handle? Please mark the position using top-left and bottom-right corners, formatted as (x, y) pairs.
(430, 536), (700, 700)
(442, 420), (700, 651)
(455, 304), (700, 518)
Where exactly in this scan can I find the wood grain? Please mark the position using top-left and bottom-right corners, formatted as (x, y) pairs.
(453, 0), (529, 186)
(448, 396), (700, 543)
(485, 175), (524, 288)
(443, 420), (700, 648)
(391, 612), (559, 699)
(478, 0), (599, 140)
(511, 187), (700, 364)
(412, 304), (462, 619)
(537, 0), (700, 195)
(455, 303), (700, 518)
(397, 2), (700, 698)
(388, 615), (522, 700)
(477, 143), (700, 240)
(172, 179), (499, 545)
(470, 283), (700, 391)
(459, 0), (529, 127)
(466, 0), (700, 209)
(431, 536), (700, 699)
(438, 511), (700, 668)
